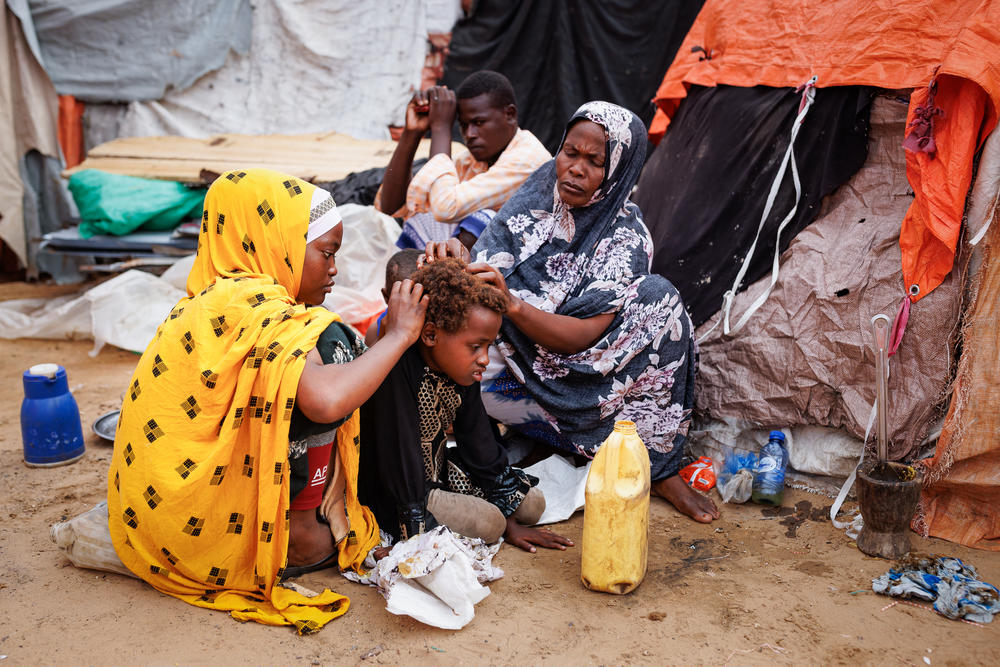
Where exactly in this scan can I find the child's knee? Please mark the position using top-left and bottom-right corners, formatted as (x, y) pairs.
(480, 507), (507, 544)
(427, 489), (506, 543)
(511, 486), (545, 525)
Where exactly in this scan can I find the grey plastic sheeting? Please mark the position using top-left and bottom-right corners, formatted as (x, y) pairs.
(24, 0), (251, 102)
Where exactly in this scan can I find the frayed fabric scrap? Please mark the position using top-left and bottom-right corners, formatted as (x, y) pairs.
(872, 554), (1000, 623)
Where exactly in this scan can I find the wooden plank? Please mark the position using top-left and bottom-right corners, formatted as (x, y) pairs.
(66, 132), (466, 183)
(87, 133), (400, 162)
(64, 157), (358, 183)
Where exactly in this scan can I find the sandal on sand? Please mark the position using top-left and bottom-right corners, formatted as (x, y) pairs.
(281, 551), (339, 581)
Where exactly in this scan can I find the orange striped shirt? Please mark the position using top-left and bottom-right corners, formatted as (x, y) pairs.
(376, 128), (550, 223)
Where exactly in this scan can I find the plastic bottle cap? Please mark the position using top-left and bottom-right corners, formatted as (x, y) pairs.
(613, 420), (638, 434)
(768, 430), (786, 442)
(28, 363), (60, 379)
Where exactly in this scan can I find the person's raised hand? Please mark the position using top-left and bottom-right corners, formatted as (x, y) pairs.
(381, 278), (427, 345)
(427, 86), (457, 131)
(504, 519), (574, 554)
(418, 238), (471, 268)
(405, 91), (432, 134)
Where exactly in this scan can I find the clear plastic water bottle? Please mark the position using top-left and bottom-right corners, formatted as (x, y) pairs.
(751, 430), (787, 506)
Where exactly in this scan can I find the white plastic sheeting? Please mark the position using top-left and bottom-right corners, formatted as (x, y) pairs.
(26, 0), (251, 101)
(0, 269), (184, 355)
(84, 0), (446, 144)
(319, 203), (400, 326)
(0, 202), (399, 353)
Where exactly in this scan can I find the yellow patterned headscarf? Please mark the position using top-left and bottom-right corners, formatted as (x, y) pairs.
(107, 169), (378, 634)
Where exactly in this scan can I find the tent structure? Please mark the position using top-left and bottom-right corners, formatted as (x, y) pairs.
(441, 0), (703, 153)
(1, 0), (67, 279)
(637, 0), (999, 548)
(3, 0), (997, 551)
(648, 0), (998, 310)
(1, 0), (458, 278)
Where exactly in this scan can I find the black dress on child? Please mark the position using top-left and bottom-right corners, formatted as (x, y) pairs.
(358, 346), (536, 541)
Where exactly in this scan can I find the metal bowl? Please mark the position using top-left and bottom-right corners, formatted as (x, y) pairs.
(92, 410), (120, 442)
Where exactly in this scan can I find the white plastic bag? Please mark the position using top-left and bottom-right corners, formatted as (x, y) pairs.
(50, 501), (136, 578)
(714, 449), (757, 504)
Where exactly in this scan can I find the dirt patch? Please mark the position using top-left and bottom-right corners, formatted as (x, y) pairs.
(1, 327), (999, 664)
(761, 500), (833, 538)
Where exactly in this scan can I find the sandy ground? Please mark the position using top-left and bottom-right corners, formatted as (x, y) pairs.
(1, 283), (998, 666)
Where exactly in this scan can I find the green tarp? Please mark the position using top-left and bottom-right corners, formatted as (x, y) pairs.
(68, 170), (205, 238)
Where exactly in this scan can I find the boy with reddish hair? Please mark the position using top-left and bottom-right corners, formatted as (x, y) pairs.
(358, 258), (572, 552)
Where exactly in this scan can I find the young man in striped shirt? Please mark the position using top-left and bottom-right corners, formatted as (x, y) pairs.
(377, 70), (550, 250)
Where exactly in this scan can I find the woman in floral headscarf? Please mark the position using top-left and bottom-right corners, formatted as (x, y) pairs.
(427, 102), (718, 523)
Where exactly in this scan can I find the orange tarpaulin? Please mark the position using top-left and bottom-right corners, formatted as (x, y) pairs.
(649, 0), (1000, 303)
(57, 95), (84, 169)
(917, 221), (1000, 551)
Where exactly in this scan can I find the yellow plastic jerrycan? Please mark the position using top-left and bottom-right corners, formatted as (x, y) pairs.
(581, 420), (650, 594)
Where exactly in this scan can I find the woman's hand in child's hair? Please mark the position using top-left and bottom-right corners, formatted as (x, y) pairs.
(381, 278), (428, 345)
(504, 517), (574, 553)
(419, 238), (470, 267)
(467, 262), (520, 316)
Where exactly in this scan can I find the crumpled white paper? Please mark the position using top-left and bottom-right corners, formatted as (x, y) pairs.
(523, 454), (592, 525)
(344, 526), (503, 630)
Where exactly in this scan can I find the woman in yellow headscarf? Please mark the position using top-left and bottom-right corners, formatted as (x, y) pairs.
(107, 169), (426, 633)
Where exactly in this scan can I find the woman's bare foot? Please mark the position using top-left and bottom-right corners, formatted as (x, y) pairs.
(287, 508), (335, 567)
(652, 474), (720, 523)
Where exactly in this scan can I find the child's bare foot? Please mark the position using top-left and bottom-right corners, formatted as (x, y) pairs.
(652, 475), (720, 523)
(504, 517), (574, 553)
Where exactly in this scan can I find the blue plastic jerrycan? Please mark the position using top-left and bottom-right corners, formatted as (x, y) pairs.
(21, 363), (86, 467)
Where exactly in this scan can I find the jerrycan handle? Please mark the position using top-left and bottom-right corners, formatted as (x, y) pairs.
(602, 425), (623, 485)
(604, 421), (639, 486)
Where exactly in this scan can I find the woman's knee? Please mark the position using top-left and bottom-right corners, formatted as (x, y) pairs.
(511, 486), (545, 525)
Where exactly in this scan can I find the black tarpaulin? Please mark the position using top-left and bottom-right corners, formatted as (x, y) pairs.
(441, 0), (703, 154)
(633, 84), (873, 328)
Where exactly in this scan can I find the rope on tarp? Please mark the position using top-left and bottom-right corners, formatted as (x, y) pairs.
(697, 76), (818, 343)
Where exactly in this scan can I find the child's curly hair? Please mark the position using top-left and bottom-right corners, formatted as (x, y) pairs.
(411, 258), (507, 333)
